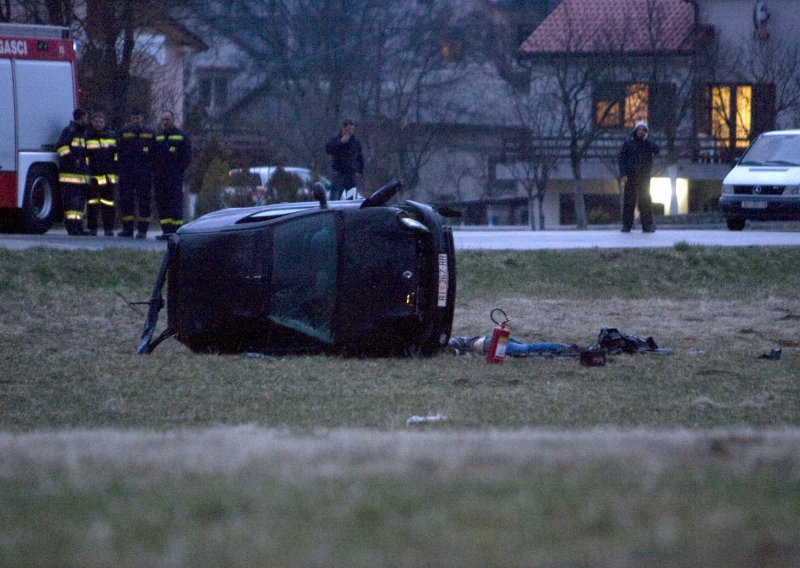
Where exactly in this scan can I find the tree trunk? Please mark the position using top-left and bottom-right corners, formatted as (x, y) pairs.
(537, 195), (546, 231)
(572, 172), (587, 229)
(528, 194), (536, 230)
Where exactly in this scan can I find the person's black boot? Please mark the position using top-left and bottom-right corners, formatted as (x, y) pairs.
(118, 220), (134, 237)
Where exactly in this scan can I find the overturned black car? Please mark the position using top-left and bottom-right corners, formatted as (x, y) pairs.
(137, 181), (456, 356)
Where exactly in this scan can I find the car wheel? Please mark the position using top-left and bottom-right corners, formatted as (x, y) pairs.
(21, 164), (57, 234)
(726, 217), (746, 231)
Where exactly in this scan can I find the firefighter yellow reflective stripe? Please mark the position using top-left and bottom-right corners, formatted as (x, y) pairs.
(141, 133), (153, 139)
(90, 174), (119, 184)
(85, 138), (116, 147)
(59, 173), (89, 184)
(122, 132), (136, 138)
(121, 215), (135, 222)
(100, 198), (114, 207)
(156, 135), (165, 141)
(58, 145), (71, 156)
(87, 198), (100, 205)
(65, 210), (83, 220)
(168, 135), (184, 141)
(71, 138), (85, 147)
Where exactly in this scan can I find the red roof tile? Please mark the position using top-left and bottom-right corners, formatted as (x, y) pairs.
(520, 0), (694, 55)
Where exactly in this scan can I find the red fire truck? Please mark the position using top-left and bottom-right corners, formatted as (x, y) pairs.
(0, 23), (78, 233)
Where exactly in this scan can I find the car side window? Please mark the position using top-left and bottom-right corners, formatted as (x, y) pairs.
(269, 211), (337, 342)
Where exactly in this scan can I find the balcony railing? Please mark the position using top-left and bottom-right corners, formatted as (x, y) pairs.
(500, 135), (749, 164)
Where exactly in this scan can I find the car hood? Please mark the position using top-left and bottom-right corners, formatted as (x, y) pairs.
(724, 165), (800, 186)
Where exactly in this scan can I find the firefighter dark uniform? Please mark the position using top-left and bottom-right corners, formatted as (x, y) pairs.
(56, 113), (91, 236)
(153, 116), (191, 238)
(117, 118), (154, 238)
(85, 117), (118, 236)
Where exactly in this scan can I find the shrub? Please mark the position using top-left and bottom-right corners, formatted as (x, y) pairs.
(267, 167), (302, 203)
(196, 156), (231, 217)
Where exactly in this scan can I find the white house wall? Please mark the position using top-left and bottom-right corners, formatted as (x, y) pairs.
(699, 0), (800, 48)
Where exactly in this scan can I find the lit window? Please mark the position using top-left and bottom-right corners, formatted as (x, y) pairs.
(197, 73), (230, 112)
(735, 86), (752, 148)
(441, 39), (464, 62)
(623, 83), (648, 128)
(710, 85), (752, 148)
(595, 100), (620, 127)
(594, 83), (648, 128)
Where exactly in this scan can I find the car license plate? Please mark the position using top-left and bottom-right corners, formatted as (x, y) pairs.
(741, 201), (767, 209)
(438, 254), (448, 307)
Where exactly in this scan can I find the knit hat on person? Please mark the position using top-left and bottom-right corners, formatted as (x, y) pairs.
(634, 121), (648, 131)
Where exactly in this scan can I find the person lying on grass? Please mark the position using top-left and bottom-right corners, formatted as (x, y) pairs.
(447, 335), (578, 357)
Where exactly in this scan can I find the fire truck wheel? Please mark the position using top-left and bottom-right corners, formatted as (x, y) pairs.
(21, 164), (57, 234)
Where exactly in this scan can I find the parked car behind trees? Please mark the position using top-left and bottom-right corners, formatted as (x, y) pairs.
(220, 166), (335, 208)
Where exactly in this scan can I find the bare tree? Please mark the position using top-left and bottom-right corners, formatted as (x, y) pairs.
(507, 89), (564, 230)
(5, 0), (188, 128)
(77, 0), (188, 127)
(735, 36), (800, 131)
(181, 0), (479, 196)
(522, 4), (627, 228)
(1, 0), (73, 24)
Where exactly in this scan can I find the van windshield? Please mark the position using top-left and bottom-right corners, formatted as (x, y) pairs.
(738, 134), (800, 166)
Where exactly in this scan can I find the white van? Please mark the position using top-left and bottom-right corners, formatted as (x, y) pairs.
(719, 130), (800, 230)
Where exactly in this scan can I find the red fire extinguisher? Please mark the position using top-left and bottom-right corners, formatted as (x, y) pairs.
(486, 308), (511, 364)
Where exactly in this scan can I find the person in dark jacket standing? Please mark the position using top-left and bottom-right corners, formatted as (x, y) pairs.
(325, 119), (363, 200)
(56, 108), (91, 236)
(618, 121), (660, 233)
(153, 110), (192, 240)
(85, 111), (118, 236)
(117, 109), (154, 238)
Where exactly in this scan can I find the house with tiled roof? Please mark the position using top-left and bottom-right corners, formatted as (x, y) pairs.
(487, 0), (800, 227)
(521, 0), (696, 54)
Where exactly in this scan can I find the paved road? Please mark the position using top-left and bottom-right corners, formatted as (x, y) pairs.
(2, 227), (800, 251)
(0, 228), (168, 251)
(452, 228), (800, 250)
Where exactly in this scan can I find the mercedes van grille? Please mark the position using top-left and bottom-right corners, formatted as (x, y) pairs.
(733, 185), (785, 195)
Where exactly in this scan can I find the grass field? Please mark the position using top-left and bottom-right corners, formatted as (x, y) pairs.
(1, 245), (799, 566)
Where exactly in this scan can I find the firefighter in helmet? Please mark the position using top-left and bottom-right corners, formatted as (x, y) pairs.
(153, 110), (192, 240)
(116, 109), (154, 238)
(85, 111), (118, 236)
(56, 108), (91, 236)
